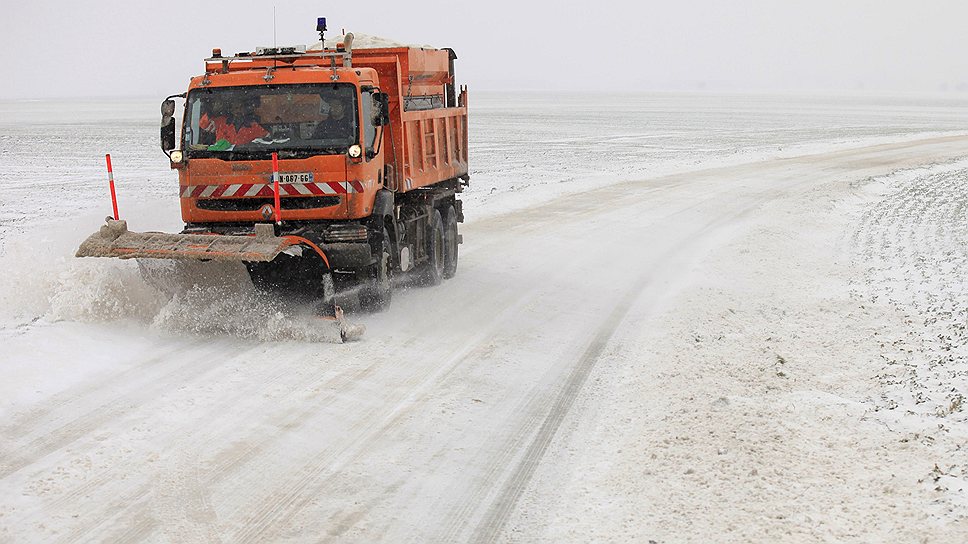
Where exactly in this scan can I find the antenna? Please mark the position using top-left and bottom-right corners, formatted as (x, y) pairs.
(273, 6), (277, 47)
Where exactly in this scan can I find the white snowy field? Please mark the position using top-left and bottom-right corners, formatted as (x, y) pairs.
(2, 92), (968, 542)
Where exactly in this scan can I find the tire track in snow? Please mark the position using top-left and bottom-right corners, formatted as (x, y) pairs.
(0, 342), (201, 443)
(9, 338), (379, 543)
(468, 195), (774, 543)
(228, 278), (584, 543)
(5, 340), (296, 544)
(433, 183), (749, 541)
(44, 342), (395, 543)
(0, 341), (236, 479)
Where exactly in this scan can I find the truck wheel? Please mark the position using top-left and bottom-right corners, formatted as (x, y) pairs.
(443, 206), (458, 279)
(420, 210), (445, 286)
(360, 228), (392, 311)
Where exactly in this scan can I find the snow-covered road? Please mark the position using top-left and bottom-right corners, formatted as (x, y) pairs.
(3, 133), (968, 542)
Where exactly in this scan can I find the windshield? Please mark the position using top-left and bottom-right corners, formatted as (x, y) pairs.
(183, 84), (358, 159)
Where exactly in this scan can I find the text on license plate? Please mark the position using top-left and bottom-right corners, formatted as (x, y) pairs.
(278, 172), (313, 184)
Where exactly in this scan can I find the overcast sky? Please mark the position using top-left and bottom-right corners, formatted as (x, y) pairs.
(3, 0), (967, 99)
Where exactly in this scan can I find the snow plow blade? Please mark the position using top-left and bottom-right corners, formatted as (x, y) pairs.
(76, 219), (291, 262)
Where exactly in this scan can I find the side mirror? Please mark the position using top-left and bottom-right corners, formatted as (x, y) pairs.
(161, 99), (176, 151)
(161, 118), (176, 151)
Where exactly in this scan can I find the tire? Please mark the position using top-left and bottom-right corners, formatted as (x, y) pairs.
(419, 210), (445, 286)
(443, 206), (459, 279)
(359, 228), (393, 311)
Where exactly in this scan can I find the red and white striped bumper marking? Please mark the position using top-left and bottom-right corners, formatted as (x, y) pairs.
(180, 181), (365, 199)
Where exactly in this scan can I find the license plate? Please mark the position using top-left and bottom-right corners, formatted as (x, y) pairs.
(277, 172), (313, 184)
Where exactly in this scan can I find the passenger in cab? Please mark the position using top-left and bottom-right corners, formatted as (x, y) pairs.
(312, 99), (355, 142)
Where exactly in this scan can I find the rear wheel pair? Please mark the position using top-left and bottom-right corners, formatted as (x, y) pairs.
(360, 205), (459, 309)
(420, 206), (458, 286)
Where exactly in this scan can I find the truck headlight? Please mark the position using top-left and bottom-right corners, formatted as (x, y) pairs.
(347, 144), (362, 158)
(170, 150), (184, 163)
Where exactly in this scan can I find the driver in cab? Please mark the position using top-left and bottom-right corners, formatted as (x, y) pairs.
(200, 98), (268, 148)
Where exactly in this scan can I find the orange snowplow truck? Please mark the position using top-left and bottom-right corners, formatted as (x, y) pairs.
(78, 20), (468, 315)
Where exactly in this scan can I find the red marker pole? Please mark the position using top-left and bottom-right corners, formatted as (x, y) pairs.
(105, 154), (120, 220)
(271, 152), (281, 224)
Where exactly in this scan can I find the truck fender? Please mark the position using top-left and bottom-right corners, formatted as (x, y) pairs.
(370, 189), (395, 233)
(368, 189), (397, 261)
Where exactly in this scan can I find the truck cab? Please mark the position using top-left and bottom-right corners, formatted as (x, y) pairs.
(174, 65), (388, 225)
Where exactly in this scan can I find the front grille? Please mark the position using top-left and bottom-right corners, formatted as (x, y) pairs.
(197, 196), (340, 212)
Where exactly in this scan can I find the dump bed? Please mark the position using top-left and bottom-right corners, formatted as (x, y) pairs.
(353, 47), (469, 193)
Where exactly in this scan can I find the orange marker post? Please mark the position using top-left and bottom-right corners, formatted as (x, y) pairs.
(272, 152), (281, 224)
(105, 154), (120, 220)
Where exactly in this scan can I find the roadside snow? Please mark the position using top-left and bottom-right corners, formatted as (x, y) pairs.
(501, 153), (968, 542)
(852, 160), (968, 520)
